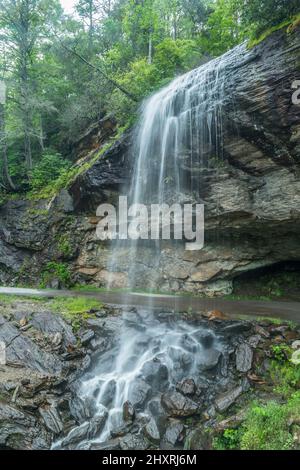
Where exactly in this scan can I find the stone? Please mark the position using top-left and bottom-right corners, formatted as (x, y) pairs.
(161, 391), (199, 417)
(247, 335), (262, 348)
(176, 379), (196, 396)
(120, 433), (149, 450)
(235, 343), (253, 372)
(39, 403), (63, 435)
(123, 401), (135, 422)
(144, 417), (160, 444)
(215, 386), (243, 412)
(207, 310), (228, 321)
(128, 379), (151, 409)
(200, 349), (221, 370)
(0, 322), (63, 375)
(31, 311), (76, 346)
(141, 359), (169, 389)
(79, 329), (95, 346)
(292, 340), (300, 350)
(221, 322), (252, 336)
(194, 331), (215, 349)
(61, 410), (108, 447)
(254, 325), (270, 338)
(163, 420), (184, 445)
(0, 402), (51, 450)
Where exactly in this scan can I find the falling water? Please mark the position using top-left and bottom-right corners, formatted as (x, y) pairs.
(56, 45), (247, 449)
(107, 44), (243, 290)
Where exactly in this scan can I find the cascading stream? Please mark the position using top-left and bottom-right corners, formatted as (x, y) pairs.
(107, 43), (244, 290)
(55, 44), (249, 449)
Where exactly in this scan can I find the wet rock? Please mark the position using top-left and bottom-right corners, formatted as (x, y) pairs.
(86, 316), (123, 336)
(0, 402), (51, 450)
(221, 322), (252, 336)
(215, 386), (243, 412)
(69, 396), (92, 423)
(91, 438), (121, 450)
(161, 391), (199, 417)
(79, 329), (95, 346)
(163, 420), (184, 445)
(144, 417), (160, 444)
(247, 335), (262, 348)
(0, 322), (63, 375)
(194, 331), (215, 349)
(128, 379), (151, 409)
(39, 403), (63, 435)
(181, 334), (198, 353)
(99, 380), (116, 407)
(31, 311), (76, 346)
(141, 359), (169, 389)
(200, 349), (221, 370)
(123, 401), (135, 422)
(214, 410), (247, 432)
(120, 433), (149, 450)
(176, 379), (196, 396)
(254, 325), (270, 338)
(61, 409), (108, 447)
(235, 343), (253, 372)
(184, 427), (212, 450)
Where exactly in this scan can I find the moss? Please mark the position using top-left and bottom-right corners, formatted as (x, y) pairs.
(213, 428), (242, 450)
(26, 208), (49, 217)
(40, 262), (72, 288)
(248, 13), (300, 48)
(56, 234), (72, 257)
(27, 138), (118, 201)
(240, 393), (300, 450)
(50, 296), (103, 330)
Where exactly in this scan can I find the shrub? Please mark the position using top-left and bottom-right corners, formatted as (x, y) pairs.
(240, 393), (300, 450)
(41, 262), (72, 288)
(30, 152), (71, 191)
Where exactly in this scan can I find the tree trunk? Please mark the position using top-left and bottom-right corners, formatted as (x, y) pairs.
(0, 103), (16, 191)
(148, 32), (153, 65)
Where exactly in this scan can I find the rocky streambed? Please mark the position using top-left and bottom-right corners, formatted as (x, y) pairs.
(0, 298), (299, 450)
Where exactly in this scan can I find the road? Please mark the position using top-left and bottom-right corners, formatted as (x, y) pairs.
(0, 286), (299, 323)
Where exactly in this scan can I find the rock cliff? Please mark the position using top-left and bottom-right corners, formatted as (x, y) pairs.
(0, 27), (299, 294)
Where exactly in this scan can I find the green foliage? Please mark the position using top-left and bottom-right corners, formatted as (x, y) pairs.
(240, 0), (300, 38)
(213, 428), (242, 450)
(41, 262), (72, 288)
(271, 344), (292, 362)
(29, 152), (71, 191)
(269, 360), (300, 397)
(50, 296), (103, 330)
(240, 393), (300, 450)
(1, 0), (299, 193)
(56, 234), (72, 257)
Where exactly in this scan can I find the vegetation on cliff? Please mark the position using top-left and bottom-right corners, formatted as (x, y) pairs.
(0, 0), (299, 197)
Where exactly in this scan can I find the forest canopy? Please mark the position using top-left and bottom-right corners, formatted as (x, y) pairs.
(0, 0), (299, 193)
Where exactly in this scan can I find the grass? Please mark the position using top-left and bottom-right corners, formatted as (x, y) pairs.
(50, 296), (103, 330)
(213, 337), (300, 451)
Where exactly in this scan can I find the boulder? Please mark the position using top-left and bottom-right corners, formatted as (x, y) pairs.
(215, 386), (243, 412)
(235, 343), (253, 373)
(161, 391), (199, 417)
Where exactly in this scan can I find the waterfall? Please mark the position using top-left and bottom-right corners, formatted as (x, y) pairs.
(107, 44), (243, 290)
(55, 45), (247, 449)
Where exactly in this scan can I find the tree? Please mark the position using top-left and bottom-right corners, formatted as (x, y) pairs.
(0, 0), (62, 172)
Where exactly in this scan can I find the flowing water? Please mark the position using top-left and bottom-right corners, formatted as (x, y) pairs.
(107, 44), (245, 290)
(55, 45), (248, 449)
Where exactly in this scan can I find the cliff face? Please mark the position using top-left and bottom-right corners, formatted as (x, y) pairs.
(0, 27), (300, 294)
